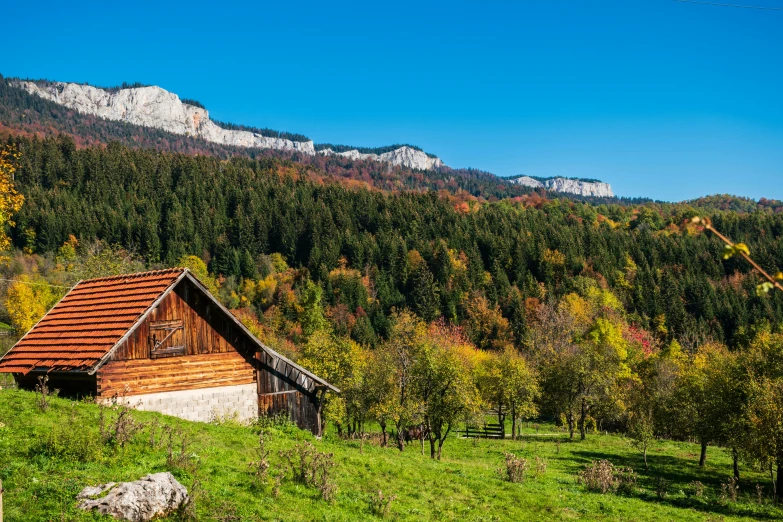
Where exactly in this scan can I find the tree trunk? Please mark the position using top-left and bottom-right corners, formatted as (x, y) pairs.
(397, 423), (404, 452)
(567, 412), (575, 440)
(429, 437), (436, 459)
(380, 422), (387, 447)
(579, 398), (587, 441)
(437, 438), (445, 460)
(699, 440), (707, 467)
(732, 447), (740, 481)
(498, 405), (505, 440)
(644, 446), (648, 471)
(511, 416), (517, 441)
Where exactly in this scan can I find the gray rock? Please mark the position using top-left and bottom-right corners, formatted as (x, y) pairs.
(77, 472), (188, 522)
(508, 176), (614, 197)
(319, 145), (444, 170)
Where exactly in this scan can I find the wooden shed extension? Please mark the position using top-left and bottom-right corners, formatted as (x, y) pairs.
(0, 268), (338, 435)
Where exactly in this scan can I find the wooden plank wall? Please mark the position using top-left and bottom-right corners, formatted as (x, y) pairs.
(109, 279), (241, 361)
(97, 351), (254, 397)
(257, 351), (321, 434)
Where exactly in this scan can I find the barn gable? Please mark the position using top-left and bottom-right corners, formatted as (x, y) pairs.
(0, 268), (337, 434)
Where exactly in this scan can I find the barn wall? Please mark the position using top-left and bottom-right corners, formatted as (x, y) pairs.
(110, 383), (257, 423)
(110, 279), (244, 361)
(97, 351), (254, 397)
(257, 351), (322, 434)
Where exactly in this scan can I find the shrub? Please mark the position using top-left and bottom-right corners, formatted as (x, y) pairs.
(99, 402), (142, 448)
(279, 442), (336, 501)
(615, 467), (637, 495)
(369, 490), (397, 518)
(577, 460), (637, 495)
(249, 427), (272, 491)
(654, 477), (671, 499)
(685, 480), (705, 499)
(500, 452), (529, 483)
(578, 460), (616, 493)
(534, 456), (547, 477)
(720, 477), (739, 503)
(166, 427), (200, 475)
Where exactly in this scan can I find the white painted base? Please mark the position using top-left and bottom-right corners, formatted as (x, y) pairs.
(110, 383), (258, 424)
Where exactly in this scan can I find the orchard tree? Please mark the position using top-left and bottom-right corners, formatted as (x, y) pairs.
(478, 347), (538, 439)
(415, 324), (482, 459)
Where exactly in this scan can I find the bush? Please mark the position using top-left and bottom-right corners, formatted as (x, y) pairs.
(500, 452), (529, 483)
(720, 477), (739, 503)
(369, 490), (397, 518)
(577, 460), (636, 495)
(654, 477), (671, 499)
(685, 480), (705, 499)
(279, 441), (336, 501)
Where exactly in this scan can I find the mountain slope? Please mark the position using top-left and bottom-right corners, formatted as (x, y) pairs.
(14, 79), (443, 171)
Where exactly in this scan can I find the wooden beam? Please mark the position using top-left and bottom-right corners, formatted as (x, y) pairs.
(259, 389), (300, 397)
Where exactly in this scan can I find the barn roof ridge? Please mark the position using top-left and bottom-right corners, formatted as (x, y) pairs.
(77, 267), (186, 284)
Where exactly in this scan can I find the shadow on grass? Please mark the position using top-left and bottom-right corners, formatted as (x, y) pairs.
(555, 448), (783, 520)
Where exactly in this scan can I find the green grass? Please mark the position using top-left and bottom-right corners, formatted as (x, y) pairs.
(0, 389), (781, 521)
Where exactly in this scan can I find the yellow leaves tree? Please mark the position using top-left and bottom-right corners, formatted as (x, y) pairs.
(0, 146), (25, 260)
(478, 347), (539, 440)
(4, 276), (58, 334)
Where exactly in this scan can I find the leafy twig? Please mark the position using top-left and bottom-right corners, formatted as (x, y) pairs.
(693, 217), (783, 295)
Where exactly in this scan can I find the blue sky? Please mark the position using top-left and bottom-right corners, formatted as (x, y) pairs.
(2, 0), (782, 201)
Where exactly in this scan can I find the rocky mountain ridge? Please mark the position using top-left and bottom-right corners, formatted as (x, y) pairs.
(509, 175), (614, 198)
(15, 81), (442, 171)
(13, 79), (614, 198)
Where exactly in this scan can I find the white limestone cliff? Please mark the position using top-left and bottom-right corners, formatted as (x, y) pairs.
(318, 146), (443, 170)
(508, 176), (614, 198)
(16, 81), (315, 154)
(15, 81), (445, 170)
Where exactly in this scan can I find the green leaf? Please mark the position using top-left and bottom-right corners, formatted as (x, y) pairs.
(756, 282), (775, 296)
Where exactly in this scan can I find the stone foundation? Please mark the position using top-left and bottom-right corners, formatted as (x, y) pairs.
(112, 384), (258, 423)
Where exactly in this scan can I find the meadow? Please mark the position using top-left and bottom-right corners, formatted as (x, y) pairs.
(0, 389), (781, 521)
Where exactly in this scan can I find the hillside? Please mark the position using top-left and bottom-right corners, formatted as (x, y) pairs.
(1, 76), (620, 199)
(0, 389), (779, 521)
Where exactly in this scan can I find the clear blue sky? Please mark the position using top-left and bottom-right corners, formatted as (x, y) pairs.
(2, 0), (782, 201)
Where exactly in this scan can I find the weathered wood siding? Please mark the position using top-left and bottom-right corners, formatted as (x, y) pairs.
(256, 351), (322, 434)
(97, 352), (254, 397)
(93, 277), (323, 434)
(108, 279), (242, 361)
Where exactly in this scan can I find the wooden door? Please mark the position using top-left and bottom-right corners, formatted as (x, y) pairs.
(149, 319), (186, 358)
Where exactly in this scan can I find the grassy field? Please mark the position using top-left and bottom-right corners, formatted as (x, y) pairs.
(0, 389), (781, 521)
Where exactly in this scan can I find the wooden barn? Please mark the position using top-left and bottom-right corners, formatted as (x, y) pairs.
(0, 268), (338, 435)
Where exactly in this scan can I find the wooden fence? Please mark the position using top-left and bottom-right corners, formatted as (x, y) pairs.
(464, 422), (505, 439)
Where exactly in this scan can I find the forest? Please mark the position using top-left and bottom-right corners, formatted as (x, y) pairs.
(1, 133), (783, 505)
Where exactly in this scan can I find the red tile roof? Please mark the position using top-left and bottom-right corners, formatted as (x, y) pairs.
(0, 268), (185, 374)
